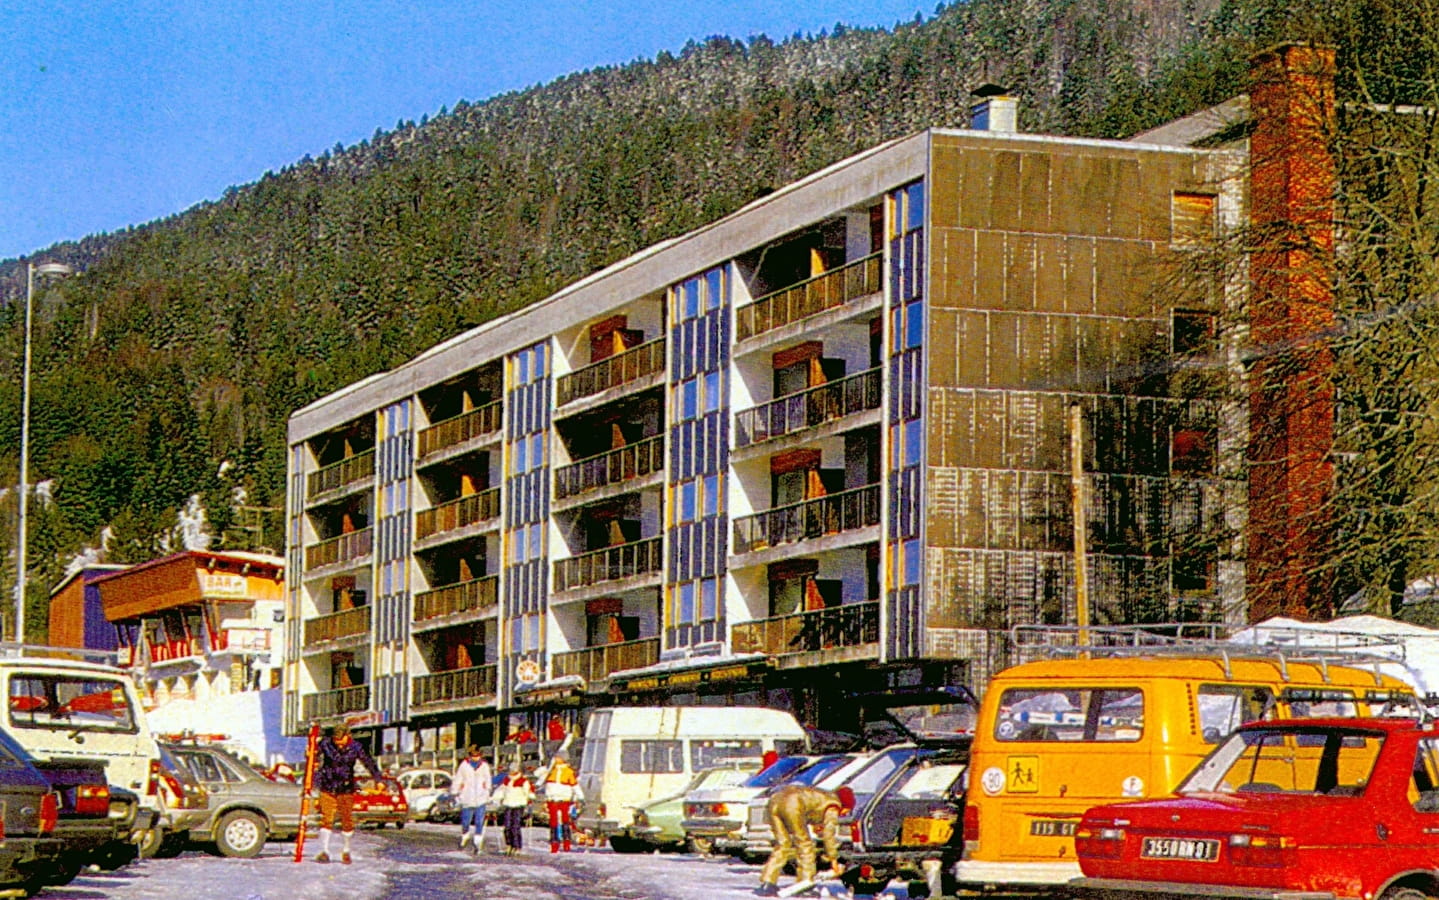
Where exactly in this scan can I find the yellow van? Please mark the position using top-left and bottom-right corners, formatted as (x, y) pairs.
(952, 635), (1416, 893)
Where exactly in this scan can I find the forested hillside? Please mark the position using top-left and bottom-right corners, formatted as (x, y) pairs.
(0, 0), (1426, 633)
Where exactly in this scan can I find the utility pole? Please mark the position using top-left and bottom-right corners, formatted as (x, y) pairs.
(1070, 403), (1091, 647)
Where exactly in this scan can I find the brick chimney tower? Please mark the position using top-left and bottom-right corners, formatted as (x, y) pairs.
(1246, 43), (1338, 622)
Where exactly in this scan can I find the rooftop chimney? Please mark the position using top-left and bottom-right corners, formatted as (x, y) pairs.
(969, 83), (1017, 133)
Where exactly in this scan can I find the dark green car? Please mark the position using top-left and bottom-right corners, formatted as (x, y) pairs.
(610, 763), (758, 854)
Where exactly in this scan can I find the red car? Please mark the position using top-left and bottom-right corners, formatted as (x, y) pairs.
(352, 777), (408, 829)
(1071, 717), (1439, 900)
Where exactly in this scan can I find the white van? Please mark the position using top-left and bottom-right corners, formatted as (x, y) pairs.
(0, 657), (161, 812)
(577, 705), (807, 840)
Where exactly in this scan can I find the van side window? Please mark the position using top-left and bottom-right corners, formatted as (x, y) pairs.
(1197, 685), (1274, 743)
(691, 739), (761, 770)
(1412, 740), (1439, 812)
(8, 674), (138, 734)
(993, 688), (1143, 742)
(620, 739), (683, 774)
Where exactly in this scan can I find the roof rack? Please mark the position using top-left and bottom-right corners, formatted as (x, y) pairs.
(1009, 623), (1418, 686)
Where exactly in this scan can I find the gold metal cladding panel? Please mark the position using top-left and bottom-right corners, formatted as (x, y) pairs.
(930, 150), (961, 230)
(1018, 152), (1053, 233)
(929, 307), (959, 386)
(1033, 234), (1067, 314)
(1004, 233), (1037, 311)
(989, 150), (1023, 232)
(1094, 239), (1160, 318)
(972, 229), (1007, 310)
(955, 311), (987, 386)
(955, 148), (996, 231)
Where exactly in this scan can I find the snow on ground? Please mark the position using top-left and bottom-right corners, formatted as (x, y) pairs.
(32, 825), (903, 900)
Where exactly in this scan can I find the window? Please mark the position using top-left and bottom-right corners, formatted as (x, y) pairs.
(701, 579), (718, 619)
(9, 674), (138, 734)
(679, 481), (697, 523)
(705, 269), (724, 311)
(620, 739), (684, 774)
(1171, 192), (1216, 247)
(1171, 427), (1215, 474)
(704, 371), (722, 413)
(703, 474), (720, 517)
(993, 688), (1144, 743)
(1172, 310), (1217, 356)
(1197, 685), (1275, 743)
(690, 740), (761, 770)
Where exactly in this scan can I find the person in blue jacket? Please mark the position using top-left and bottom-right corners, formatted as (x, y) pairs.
(312, 723), (382, 864)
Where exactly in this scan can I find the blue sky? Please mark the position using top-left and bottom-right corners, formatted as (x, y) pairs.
(0, 1), (931, 262)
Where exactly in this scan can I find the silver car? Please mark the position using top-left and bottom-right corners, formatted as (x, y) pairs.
(170, 745), (303, 857)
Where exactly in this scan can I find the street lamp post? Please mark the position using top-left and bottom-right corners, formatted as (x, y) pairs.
(15, 261), (73, 643)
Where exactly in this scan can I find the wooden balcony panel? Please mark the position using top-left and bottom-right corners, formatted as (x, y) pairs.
(302, 684), (370, 720)
(307, 450), (377, 499)
(303, 605), (372, 645)
(304, 528), (374, 571)
(414, 489), (501, 540)
(735, 367), (881, 448)
(554, 435), (664, 500)
(733, 483), (881, 555)
(735, 253), (882, 341)
(417, 402), (502, 458)
(412, 664), (497, 707)
(553, 537), (663, 593)
(556, 338), (665, 406)
(552, 637), (661, 683)
(413, 576), (499, 622)
(731, 601), (880, 656)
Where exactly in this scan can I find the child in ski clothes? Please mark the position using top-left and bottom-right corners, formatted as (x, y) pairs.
(540, 750), (583, 852)
(756, 784), (853, 896)
(452, 744), (493, 850)
(312, 723), (383, 865)
(496, 762), (535, 854)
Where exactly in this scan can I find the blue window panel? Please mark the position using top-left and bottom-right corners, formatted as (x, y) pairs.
(703, 474), (719, 517)
(681, 379), (698, 420)
(680, 481), (697, 523)
(907, 183), (924, 231)
(515, 439), (527, 474)
(684, 280), (700, 320)
(702, 580), (717, 619)
(904, 419), (923, 467)
(704, 371), (721, 412)
(903, 538), (922, 586)
(679, 582), (696, 624)
(705, 269), (723, 310)
(905, 301), (924, 349)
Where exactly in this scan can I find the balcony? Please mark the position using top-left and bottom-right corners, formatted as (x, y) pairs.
(555, 436), (664, 501)
(552, 637), (661, 684)
(736, 367), (881, 448)
(733, 484), (881, 555)
(303, 684), (370, 721)
(412, 664), (497, 708)
(213, 628), (272, 652)
(553, 538), (663, 593)
(413, 576), (499, 625)
(303, 606), (371, 646)
(307, 450), (376, 500)
(731, 600), (880, 657)
(415, 489), (500, 541)
(417, 402), (501, 458)
(556, 338), (665, 407)
(736, 253), (883, 341)
(304, 528), (373, 571)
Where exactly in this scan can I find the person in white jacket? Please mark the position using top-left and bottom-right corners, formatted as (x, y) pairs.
(452, 744), (494, 851)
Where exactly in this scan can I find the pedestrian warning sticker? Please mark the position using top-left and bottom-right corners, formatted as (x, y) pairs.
(1006, 756), (1039, 793)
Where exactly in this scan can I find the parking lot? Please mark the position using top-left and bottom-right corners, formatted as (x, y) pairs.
(30, 823), (898, 900)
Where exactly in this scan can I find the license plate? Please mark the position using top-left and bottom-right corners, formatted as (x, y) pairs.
(1029, 820), (1077, 837)
(1141, 837), (1220, 861)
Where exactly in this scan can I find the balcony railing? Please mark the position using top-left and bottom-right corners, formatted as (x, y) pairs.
(303, 685), (370, 721)
(736, 253), (883, 341)
(553, 537), (663, 593)
(732, 600), (880, 656)
(214, 628), (271, 652)
(307, 450), (376, 498)
(417, 402), (501, 457)
(555, 435), (664, 500)
(735, 367), (882, 448)
(733, 483), (881, 555)
(305, 528), (373, 570)
(552, 637), (661, 683)
(556, 338), (666, 406)
(412, 664), (497, 707)
(415, 489), (500, 540)
(414, 576), (499, 622)
(303, 606), (371, 645)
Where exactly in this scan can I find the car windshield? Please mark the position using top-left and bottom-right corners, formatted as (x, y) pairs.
(743, 755), (809, 788)
(787, 755), (853, 787)
(1180, 726), (1385, 795)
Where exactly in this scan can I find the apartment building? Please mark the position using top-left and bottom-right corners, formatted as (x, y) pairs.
(286, 48), (1336, 748)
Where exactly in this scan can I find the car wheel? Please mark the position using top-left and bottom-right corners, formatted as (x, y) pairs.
(395, 820), (406, 830)
(1381, 890), (1433, 900)
(609, 835), (647, 854)
(216, 810), (268, 858)
(687, 835), (714, 855)
(137, 825), (165, 860)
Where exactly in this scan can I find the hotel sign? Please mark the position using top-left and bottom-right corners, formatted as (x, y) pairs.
(611, 661), (766, 693)
(200, 573), (249, 598)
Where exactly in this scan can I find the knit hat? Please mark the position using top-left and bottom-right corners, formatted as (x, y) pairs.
(509, 762), (521, 775)
(552, 749), (567, 762)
